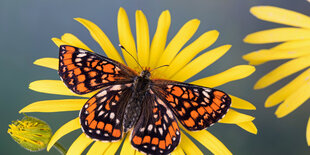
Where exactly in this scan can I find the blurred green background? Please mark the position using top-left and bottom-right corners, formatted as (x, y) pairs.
(1, 0), (310, 154)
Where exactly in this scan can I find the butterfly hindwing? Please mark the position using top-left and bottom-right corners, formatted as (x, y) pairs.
(79, 83), (133, 141)
(152, 80), (231, 131)
(131, 91), (181, 154)
(59, 45), (137, 94)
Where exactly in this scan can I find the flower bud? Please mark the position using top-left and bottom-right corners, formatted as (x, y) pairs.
(8, 116), (52, 152)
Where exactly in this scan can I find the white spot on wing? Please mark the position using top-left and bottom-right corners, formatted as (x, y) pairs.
(110, 112), (115, 119)
(148, 124), (153, 131)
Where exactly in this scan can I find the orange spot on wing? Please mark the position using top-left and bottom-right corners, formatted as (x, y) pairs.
(88, 98), (96, 106)
(67, 64), (76, 70)
(166, 94), (174, 102)
(168, 126), (176, 138)
(171, 86), (183, 97)
(142, 136), (151, 144)
(105, 103), (110, 110)
(103, 63), (115, 73)
(211, 101), (220, 111)
(89, 71), (97, 77)
(105, 123), (112, 133)
(107, 75), (115, 82)
(63, 53), (72, 59)
(74, 68), (82, 75)
(89, 120), (97, 129)
(204, 106), (213, 114)
(84, 67), (91, 72)
(214, 90), (225, 98)
(97, 122), (105, 129)
(133, 136), (142, 145)
(184, 118), (195, 127)
(96, 66), (102, 71)
(77, 75), (86, 82)
(213, 98), (222, 107)
(172, 122), (178, 131)
(65, 46), (75, 53)
(190, 110), (199, 119)
(77, 83), (88, 93)
(86, 102), (97, 113)
(197, 107), (206, 115)
(151, 137), (159, 145)
(63, 59), (72, 65)
(165, 133), (172, 147)
(159, 140), (166, 149)
(112, 129), (121, 138)
(85, 111), (95, 125)
(155, 119), (162, 126)
(91, 60), (99, 68)
(188, 90), (194, 99)
(183, 101), (191, 109)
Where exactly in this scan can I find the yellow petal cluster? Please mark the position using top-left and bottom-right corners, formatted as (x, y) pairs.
(23, 7), (256, 154)
(244, 6), (310, 146)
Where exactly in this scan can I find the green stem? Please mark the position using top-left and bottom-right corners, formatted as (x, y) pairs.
(53, 142), (67, 155)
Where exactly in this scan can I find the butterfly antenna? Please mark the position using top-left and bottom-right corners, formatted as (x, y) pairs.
(150, 65), (169, 72)
(119, 44), (143, 71)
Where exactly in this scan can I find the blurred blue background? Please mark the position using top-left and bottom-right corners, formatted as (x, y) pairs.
(1, 0), (310, 154)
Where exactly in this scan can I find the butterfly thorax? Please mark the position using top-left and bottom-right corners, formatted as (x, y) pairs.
(123, 70), (151, 132)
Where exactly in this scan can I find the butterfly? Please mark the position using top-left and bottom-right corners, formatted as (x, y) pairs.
(58, 45), (231, 154)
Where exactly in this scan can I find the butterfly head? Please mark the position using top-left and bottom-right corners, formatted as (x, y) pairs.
(140, 69), (151, 79)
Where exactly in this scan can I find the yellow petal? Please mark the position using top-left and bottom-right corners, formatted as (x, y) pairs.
(191, 65), (255, 88)
(51, 38), (70, 47)
(74, 18), (124, 64)
(163, 30), (219, 78)
(185, 129), (232, 155)
(29, 80), (95, 98)
(149, 10), (171, 68)
(275, 82), (310, 118)
(104, 139), (123, 154)
(87, 141), (111, 155)
(272, 40), (310, 50)
(47, 117), (80, 151)
(265, 68), (310, 107)
(120, 133), (135, 155)
(250, 6), (310, 29)
(179, 131), (203, 155)
(170, 45), (231, 82)
(171, 146), (185, 155)
(156, 19), (200, 68)
(136, 10), (150, 67)
(118, 7), (138, 69)
(219, 109), (255, 124)
(60, 33), (93, 52)
(19, 99), (86, 113)
(254, 55), (310, 89)
(67, 133), (93, 155)
(243, 48), (310, 64)
(230, 95), (256, 110)
(33, 58), (58, 70)
(237, 121), (258, 135)
(244, 28), (310, 44)
(307, 117), (310, 146)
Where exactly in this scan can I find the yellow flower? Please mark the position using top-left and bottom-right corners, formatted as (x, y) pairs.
(243, 6), (310, 146)
(21, 7), (257, 154)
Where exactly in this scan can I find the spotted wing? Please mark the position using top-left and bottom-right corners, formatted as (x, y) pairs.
(59, 45), (137, 94)
(131, 92), (180, 154)
(80, 83), (133, 141)
(152, 80), (231, 131)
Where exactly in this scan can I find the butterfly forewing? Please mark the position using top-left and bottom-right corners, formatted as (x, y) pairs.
(131, 92), (180, 154)
(80, 83), (133, 141)
(152, 80), (231, 131)
(58, 45), (137, 94)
